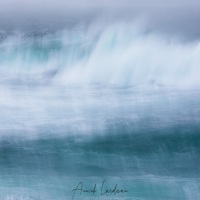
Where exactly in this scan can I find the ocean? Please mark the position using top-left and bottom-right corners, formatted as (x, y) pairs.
(0, 22), (200, 199)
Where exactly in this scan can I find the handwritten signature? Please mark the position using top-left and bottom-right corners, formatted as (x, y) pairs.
(72, 180), (128, 199)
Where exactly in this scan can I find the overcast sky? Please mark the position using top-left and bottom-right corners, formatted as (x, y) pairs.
(0, 0), (200, 40)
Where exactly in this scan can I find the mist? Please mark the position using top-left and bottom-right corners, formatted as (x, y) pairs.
(0, 0), (200, 40)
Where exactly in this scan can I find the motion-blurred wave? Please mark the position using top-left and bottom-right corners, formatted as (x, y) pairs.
(0, 23), (200, 87)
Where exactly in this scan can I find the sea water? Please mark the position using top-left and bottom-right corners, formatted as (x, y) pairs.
(0, 24), (200, 199)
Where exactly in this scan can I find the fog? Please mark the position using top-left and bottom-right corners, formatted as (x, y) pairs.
(0, 0), (200, 40)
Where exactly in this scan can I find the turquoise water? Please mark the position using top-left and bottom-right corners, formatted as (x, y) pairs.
(0, 84), (200, 199)
(0, 26), (200, 199)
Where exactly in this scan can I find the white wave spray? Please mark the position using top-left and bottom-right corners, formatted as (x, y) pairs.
(0, 22), (200, 87)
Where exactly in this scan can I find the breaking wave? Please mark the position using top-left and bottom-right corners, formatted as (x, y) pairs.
(0, 22), (200, 87)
